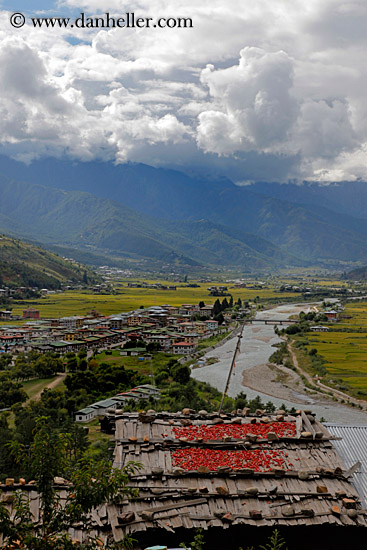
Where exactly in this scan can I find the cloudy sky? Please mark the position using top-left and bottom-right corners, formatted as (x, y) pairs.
(0, 0), (366, 182)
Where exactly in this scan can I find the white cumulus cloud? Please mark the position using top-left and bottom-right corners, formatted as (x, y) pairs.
(0, 0), (365, 181)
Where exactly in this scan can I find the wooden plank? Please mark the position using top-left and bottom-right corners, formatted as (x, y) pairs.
(301, 410), (315, 438)
(91, 510), (104, 527)
(225, 477), (237, 495)
(345, 461), (361, 478)
(152, 424), (160, 439)
(140, 422), (150, 440)
(140, 498), (207, 515)
(180, 505), (192, 529)
(155, 519), (175, 533)
(296, 416), (302, 438)
(164, 449), (172, 471)
(171, 510), (185, 529)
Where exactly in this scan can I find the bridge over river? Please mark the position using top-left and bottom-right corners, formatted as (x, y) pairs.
(247, 318), (297, 325)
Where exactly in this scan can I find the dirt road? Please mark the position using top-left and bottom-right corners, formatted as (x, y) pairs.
(32, 373), (67, 401)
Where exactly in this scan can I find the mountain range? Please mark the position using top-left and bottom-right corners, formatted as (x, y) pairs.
(344, 265), (367, 281)
(0, 234), (99, 290)
(0, 155), (366, 272)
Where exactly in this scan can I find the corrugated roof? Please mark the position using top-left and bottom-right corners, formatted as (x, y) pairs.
(76, 407), (95, 415)
(111, 396), (127, 403)
(326, 424), (367, 507)
(93, 399), (118, 408)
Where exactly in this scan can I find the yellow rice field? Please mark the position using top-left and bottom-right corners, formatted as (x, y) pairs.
(8, 280), (295, 319)
(306, 301), (367, 396)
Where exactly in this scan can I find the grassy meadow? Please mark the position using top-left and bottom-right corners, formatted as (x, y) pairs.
(95, 349), (155, 376)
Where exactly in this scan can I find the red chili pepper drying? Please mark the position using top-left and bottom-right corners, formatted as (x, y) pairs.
(172, 422), (296, 442)
(171, 447), (293, 472)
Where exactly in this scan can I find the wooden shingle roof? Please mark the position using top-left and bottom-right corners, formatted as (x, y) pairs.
(104, 409), (367, 547)
(2, 410), (366, 549)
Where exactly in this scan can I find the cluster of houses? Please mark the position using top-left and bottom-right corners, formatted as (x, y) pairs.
(0, 286), (61, 300)
(207, 285), (229, 296)
(127, 282), (177, 290)
(75, 384), (160, 422)
(0, 303), (224, 356)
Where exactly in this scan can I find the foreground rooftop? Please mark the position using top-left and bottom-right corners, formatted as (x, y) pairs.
(103, 409), (367, 549)
(1, 409), (366, 549)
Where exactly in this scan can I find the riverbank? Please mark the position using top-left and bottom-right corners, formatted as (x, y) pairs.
(191, 303), (367, 424)
(242, 362), (318, 405)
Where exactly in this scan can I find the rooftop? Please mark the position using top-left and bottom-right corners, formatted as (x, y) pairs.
(326, 424), (367, 508)
(100, 409), (367, 548)
(2, 410), (366, 549)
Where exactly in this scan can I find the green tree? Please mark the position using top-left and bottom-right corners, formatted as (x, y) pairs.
(284, 324), (301, 335)
(78, 349), (87, 360)
(3, 417), (140, 549)
(172, 364), (191, 384)
(146, 342), (160, 352)
(259, 529), (288, 550)
(67, 357), (79, 372)
(234, 392), (248, 409)
(79, 358), (88, 371)
(214, 312), (224, 325)
(213, 299), (221, 316)
(180, 528), (205, 550)
(0, 376), (27, 409)
(0, 353), (12, 371)
(34, 354), (63, 378)
(0, 414), (13, 480)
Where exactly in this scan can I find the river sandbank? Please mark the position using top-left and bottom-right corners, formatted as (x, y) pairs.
(191, 303), (367, 424)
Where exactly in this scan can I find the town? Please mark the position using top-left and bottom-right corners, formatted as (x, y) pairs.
(0, 302), (238, 356)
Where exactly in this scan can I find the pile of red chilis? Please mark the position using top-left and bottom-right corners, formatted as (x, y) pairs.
(171, 447), (293, 472)
(170, 421), (295, 472)
(172, 421), (296, 441)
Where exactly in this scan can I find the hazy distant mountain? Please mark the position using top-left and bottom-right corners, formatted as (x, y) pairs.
(0, 174), (301, 271)
(248, 181), (367, 220)
(0, 156), (367, 268)
(345, 265), (367, 281)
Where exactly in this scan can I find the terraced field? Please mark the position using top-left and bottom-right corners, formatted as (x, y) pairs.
(337, 302), (367, 329)
(305, 301), (367, 398)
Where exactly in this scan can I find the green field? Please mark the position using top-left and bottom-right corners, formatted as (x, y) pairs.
(302, 301), (367, 398)
(96, 349), (154, 375)
(8, 280), (296, 319)
(197, 331), (231, 351)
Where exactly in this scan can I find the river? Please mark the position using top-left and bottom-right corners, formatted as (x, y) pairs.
(191, 303), (367, 424)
